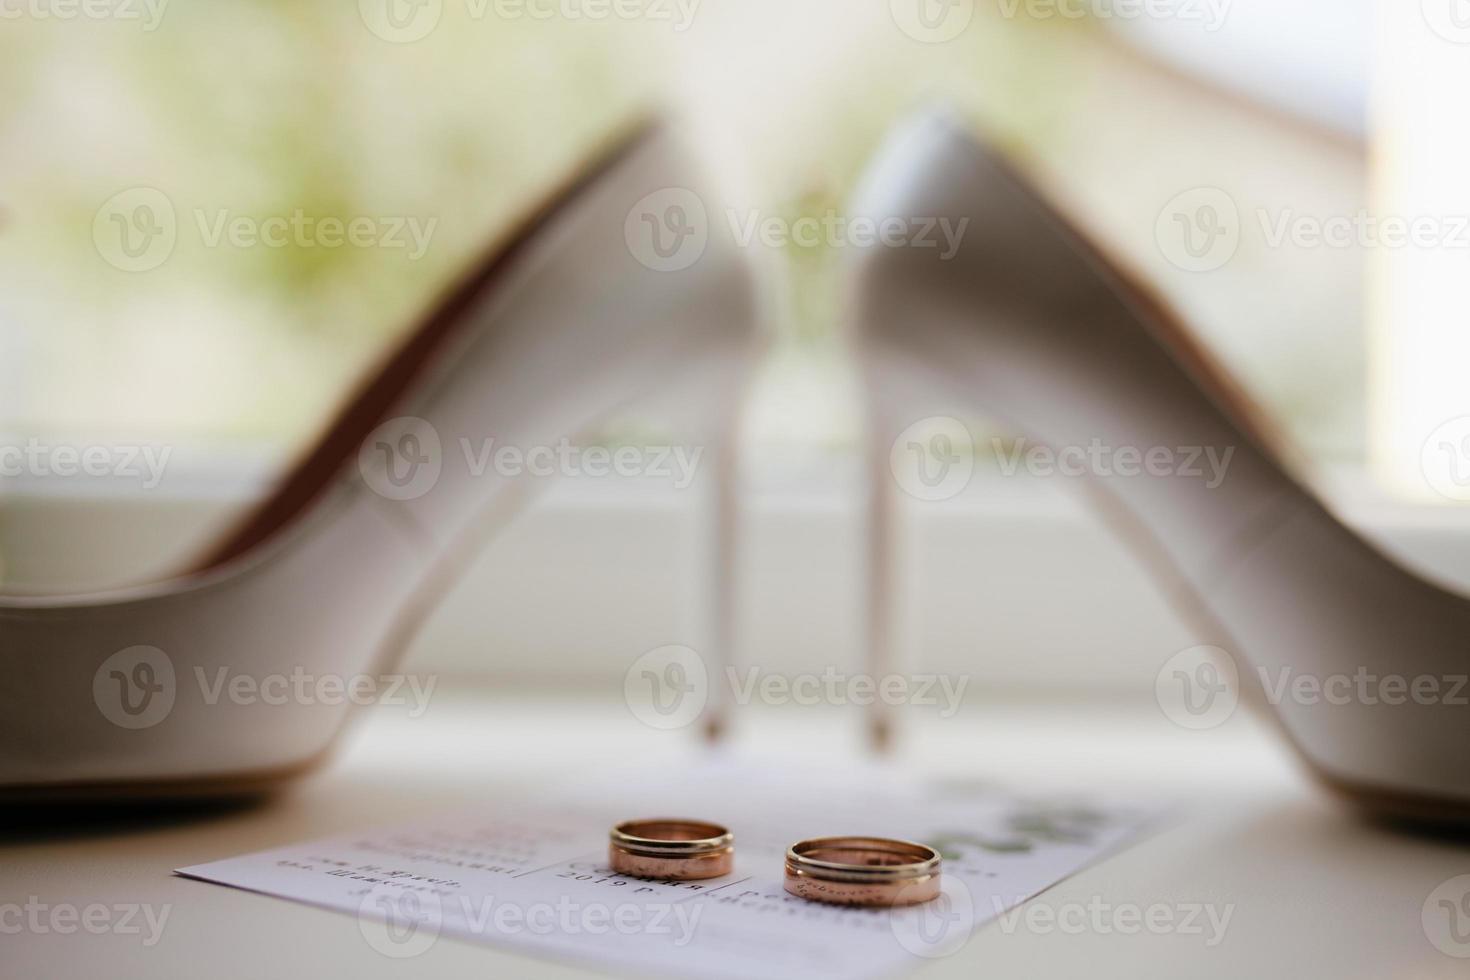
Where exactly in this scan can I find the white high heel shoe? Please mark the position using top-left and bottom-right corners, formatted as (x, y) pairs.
(0, 120), (761, 800)
(849, 109), (1470, 828)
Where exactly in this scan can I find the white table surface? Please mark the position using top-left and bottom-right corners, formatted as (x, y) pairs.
(6, 690), (1468, 979)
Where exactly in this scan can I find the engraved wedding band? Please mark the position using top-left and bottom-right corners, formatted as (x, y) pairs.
(784, 837), (941, 906)
(609, 818), (735, 880)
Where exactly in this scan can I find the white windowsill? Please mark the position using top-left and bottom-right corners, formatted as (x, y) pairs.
(4, 451), (1470, 698)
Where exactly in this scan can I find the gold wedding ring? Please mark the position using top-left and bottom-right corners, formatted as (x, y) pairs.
(784, 836), (942, 906)
(609, 818), (734, 880)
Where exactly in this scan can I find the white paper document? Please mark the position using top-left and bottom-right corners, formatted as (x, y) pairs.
(177, 761), (1158, 979)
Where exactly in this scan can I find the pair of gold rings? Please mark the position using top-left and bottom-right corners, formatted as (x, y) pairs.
(609, 818), (941, 907)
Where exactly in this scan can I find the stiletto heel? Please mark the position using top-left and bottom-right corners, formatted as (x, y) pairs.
(849, 108), (1470, 828)
(860, 379), (904, 753)
(0, 120), (762, 800)
(675, 348), (757, 744)
(854, 343), (964, 751)
(694, 410), (740, 744)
